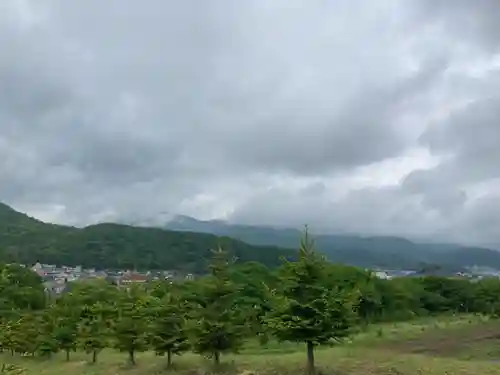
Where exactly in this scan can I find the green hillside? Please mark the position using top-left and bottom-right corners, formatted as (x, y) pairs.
(0, 203), (296, 272)
(3, 202), (500, 272)
(164, 215), (500, 270)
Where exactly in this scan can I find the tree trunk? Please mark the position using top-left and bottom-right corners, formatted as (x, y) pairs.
(129, 350), (136, 366)
(92, 350), (98, 364)
(66, 349), (70, 362)
(214, 351), (220, 366)
(167, 349), (172, 368)
(306, 341), (315, 375)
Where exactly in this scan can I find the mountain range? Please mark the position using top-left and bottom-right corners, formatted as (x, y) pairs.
(2, 200), (500, 271)
(0, 203), (295, 272)
(156, 214), (500, 270)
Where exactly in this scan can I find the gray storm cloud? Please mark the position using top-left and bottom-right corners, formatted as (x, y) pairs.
(1, 1), (500, 246)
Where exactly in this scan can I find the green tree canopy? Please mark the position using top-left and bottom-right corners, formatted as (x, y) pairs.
(265, 229), (358, 375)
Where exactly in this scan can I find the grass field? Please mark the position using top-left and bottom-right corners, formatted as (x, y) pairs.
(4, 314), (500, 375)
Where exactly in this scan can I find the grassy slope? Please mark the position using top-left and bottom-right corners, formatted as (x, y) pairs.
(5, 315), (500, 375)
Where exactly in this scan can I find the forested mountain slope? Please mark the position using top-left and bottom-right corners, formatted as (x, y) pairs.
(3, 201), (500, 272)
(0, 203), (296, 272)
(162, 215), (500, 270)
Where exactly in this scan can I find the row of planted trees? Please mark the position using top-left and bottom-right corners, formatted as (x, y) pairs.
(2, 232), (500, 374)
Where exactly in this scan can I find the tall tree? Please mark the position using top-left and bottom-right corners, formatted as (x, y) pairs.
(230, 262), (277, 342)
(265, 228), (357, 375)
(14, 313), (40, 356)
(188, 247), (245, 366)
(0, 264), (46, 311)
(0, 317), (25, 356)
(78, 302), (115, 363)
(149, 294), (189, 367)
(51, 300), (80, 361)
(35, 311), (58, 358)
(113, 285), (151, 366)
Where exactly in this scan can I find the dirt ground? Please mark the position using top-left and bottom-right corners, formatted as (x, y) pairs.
(380, 320), (500, 357)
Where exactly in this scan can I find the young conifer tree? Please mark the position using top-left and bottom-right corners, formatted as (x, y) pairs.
(78, 302), (115, 364)
(113, 285), (151, 366)
(149, 293), (190, 368)
(188, 247), (244, 366)
(265, 227), (357, 375)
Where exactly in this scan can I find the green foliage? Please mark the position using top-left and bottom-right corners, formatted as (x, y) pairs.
(50, 293), (87, 360)
(4, 201), (500, 273)
(112, 286), (151, 365)
(0, 203), (296, 272)
(59, 279), (119, 363)
(472, 278), (500, 315)
(1, 219), (500, 373)
(0, 264), (45, 313)
(78, 302), (114, 363)
(64, 279), (120, 306)
(35, 311), (59, 358)
(13, 313), (40, 355)
(230, 262), (278, 339)
(164, 213), (500, 270)
(265, 229), (357, 375)
(148, 294), (189, 367)
(188, 248), (245, 365)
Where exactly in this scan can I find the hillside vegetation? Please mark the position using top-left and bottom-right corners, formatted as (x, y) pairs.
(164, 215), (500, 269)
(3, 201), (500, 272)
(3, 234), (500, 375)
(0, 203), (295, 271)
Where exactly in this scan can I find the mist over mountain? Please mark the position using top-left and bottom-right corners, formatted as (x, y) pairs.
(0, 203), (295, 272)
(144, 214), (500, 270)
(1, 198), (500, 272)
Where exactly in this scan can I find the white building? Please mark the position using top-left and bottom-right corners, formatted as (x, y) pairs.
(373, 271), (390, 279)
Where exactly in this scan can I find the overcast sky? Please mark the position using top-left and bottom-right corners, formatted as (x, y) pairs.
(1, 1), (500, 245)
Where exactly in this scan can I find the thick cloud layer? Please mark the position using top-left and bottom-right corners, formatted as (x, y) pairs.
(1, 1), (499, 246)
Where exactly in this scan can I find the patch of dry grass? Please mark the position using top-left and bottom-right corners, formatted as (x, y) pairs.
(3, 315), (500, 375)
